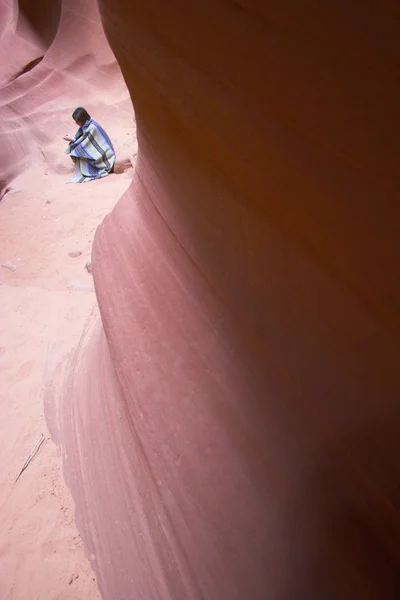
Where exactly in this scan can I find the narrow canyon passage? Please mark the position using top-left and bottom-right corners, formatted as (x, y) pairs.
(3, 1), (400, 598)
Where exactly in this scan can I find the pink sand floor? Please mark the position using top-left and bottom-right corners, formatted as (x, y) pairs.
(0, 135), (135, 598)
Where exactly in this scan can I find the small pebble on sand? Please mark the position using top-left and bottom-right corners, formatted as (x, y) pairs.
(68, 250), (82, 258)
(85, 260), (92, 274)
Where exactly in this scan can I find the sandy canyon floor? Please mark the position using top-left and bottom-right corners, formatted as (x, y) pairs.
(0, 136), (135, 598)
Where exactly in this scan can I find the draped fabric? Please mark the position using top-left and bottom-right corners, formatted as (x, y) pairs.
(66, 118), (115, 183)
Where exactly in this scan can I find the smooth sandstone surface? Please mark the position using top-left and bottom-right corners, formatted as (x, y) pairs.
(3, 0), (400, 599)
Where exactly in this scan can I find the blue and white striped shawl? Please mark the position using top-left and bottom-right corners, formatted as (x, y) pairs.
(66, 118), (115, 183)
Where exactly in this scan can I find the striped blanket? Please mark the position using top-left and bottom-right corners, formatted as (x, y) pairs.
(66, 118), (115, 183)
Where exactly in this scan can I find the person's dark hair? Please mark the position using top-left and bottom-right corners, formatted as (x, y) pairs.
(72, 107), (91, 125)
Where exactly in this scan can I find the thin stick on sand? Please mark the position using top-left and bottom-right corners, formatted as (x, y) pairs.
(15, 434), (45, 482)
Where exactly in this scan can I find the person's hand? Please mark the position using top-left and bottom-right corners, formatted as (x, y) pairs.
(63, 134), (73, 142)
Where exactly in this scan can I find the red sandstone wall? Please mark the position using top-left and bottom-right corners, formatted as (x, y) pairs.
(90, 1), (400, 597)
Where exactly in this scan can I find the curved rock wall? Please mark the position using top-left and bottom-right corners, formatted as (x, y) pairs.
(69, 1), (400, 598)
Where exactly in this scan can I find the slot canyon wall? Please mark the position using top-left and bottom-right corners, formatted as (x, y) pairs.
(11, 0), (400, 598)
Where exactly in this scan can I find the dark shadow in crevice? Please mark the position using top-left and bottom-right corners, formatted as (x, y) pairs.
(12, 56), (44, 81)
(17, 0), (62, 49)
